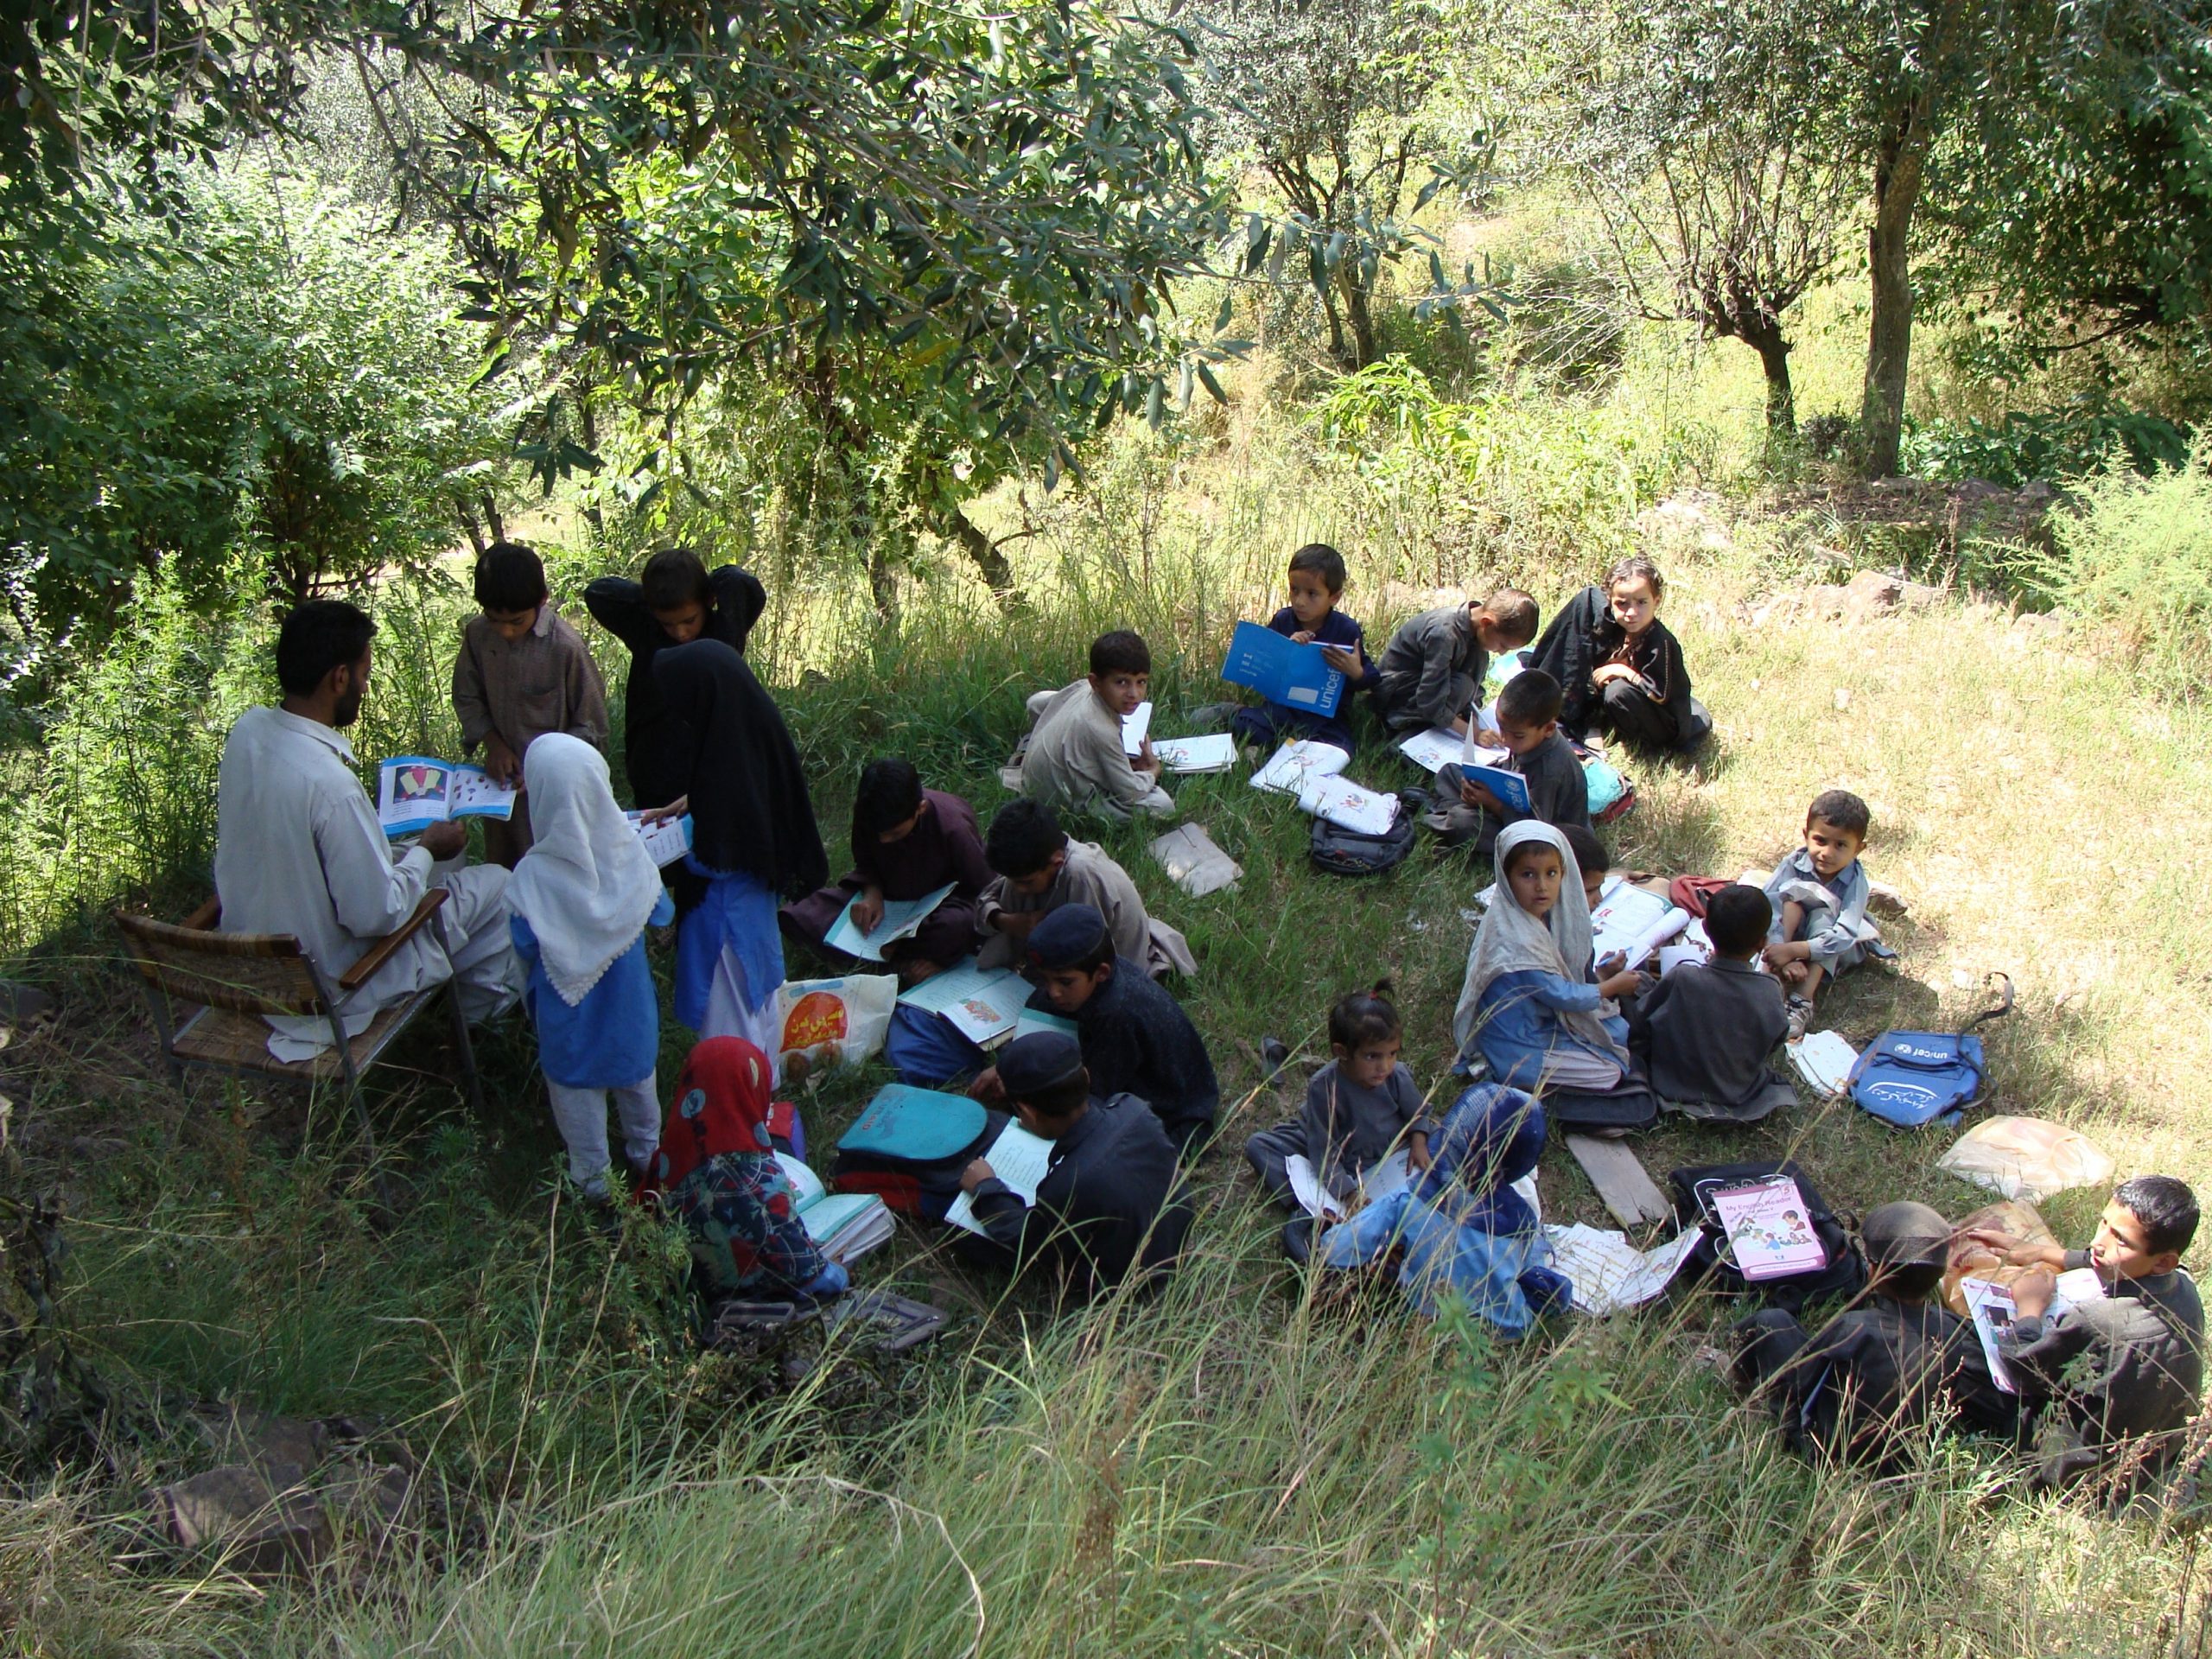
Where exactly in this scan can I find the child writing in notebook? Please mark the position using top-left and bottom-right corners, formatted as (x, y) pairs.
(1628, 883), (1794, 1123)
(1245, 982), (1433, 1209)
(505, 734), (672, 1206)
(1230, 542), (1375, 753)
(1453, 823), (1639, 1091)
(1762, 788), (1892, 1039)
(1371, 588), (1539, 736)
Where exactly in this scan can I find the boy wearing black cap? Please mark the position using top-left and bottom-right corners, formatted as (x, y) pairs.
(1964, 1175), (2204, 1497)
(971, 904), (1218, 1155)
(960, 1033), (1195, 1299)
(1731, 1201), (2012, 1470)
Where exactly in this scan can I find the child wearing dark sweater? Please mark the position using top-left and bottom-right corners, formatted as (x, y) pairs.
(1230, 542), (1376, 753)
(1432, 669), (1590, 857)
(1245, 982), (1433, 1208)
(1628, 884), (1794, 1123)
(1527, 555), (1707, 753)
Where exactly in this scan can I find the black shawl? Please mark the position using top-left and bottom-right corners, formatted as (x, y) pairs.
(1528, 583), (1695, 741)
(652, 640), (828, 897)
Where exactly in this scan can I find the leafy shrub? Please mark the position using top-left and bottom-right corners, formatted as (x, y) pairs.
(2040, 438), (2212, 698)
(1901, 401), (2190, 486)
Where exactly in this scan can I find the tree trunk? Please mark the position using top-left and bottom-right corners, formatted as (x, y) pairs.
(867, 539), (900, 629)
(935, 504), (1021, 611)
(1859, 130), (1927, 478)
(1342, 273), (1378, 370)
(1741, 321), (1796, 437)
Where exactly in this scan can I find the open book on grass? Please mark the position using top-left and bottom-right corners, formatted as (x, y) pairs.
(377, 756), (518, 836)
(942, 1119), (1057, 1236)
(773, 1153), (895, 1262)
(824, 881), (957, 962)
(1153, 734), (1237, 774)
(1284, 1148), (1413, 1223)
(1251, 738), (1350, 796)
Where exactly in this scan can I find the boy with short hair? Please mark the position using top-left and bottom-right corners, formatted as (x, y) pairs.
(451, 541), (608, 867)
(1371, 588), (1539, 736)
(958, 1032), (1196, 1300)
(1230, 542), (1375, 753)
(1966, 1175), (2205, 1497)
(975, 798), (1194, 978)
(1431, 669), (1589, 857)
(584, 546), (766, 810)
(1732, 1201), (2013, 1471)
(972, 906), (1217, 1155)
(1762, 788), (1892, 1039)
(1017, 630), (1174, 823)
(1628, 884), (1794, 1123)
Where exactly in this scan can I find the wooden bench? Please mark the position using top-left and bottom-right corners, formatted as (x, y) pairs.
(113, 893), (486, 1193)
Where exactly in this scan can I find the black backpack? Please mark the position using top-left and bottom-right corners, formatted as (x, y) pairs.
(1309, 788), (1427, 877)
(1669, 1158), (1866, 1315)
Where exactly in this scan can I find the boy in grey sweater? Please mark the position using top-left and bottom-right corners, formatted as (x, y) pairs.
(1629, 884), (1795, 1122)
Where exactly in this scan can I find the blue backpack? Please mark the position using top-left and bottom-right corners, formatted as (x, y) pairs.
(1847, 975), (2012, 1130)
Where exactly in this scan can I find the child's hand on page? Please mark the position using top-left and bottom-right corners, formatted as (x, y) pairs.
(1597, 950), (1628, 976)
(1459, 779), (1501, 811)
(968, 1066), (1006, 1104)
(483, 734), (521, 787)
(1289, 629), (1317, 644)
(851, 887), (886, 935)
(420, 821), (468, 861)
(639, 795), (688, 825)
(959, 1158), (996, 1193)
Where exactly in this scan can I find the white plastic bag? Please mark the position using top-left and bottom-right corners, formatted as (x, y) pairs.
(1936, 1116), (2115, 1203)
(772, 975), (898, 1076)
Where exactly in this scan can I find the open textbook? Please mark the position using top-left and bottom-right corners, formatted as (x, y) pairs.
(943, 1119), (1058, 1236)
(1961, 1268), (2106, 1393)
(1120, 700), (1154, 756)
(1396, 726), (1509, 774)
(1284, 1148), (1414, 1223)
(1785, 1029), (1859, 1094)
(1545, 1223), (1703, 1317)
(897, 957), (1027, 1046)
(376, 756), (518, 836)
(1152, 734), (1237, 774)
(824, 881), (957, 962)
(624, 810), (694, 868)
(1219, 620), (1350, 717)
(1300, 773), (1399, 836)
(1251, 737), (1350, 796)
(1588, 880), (1691, 966)
(772, 1152), (895, 1262)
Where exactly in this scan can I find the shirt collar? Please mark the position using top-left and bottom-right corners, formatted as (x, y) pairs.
(531, 603), (557, 639)
(268, 704), (357, 764)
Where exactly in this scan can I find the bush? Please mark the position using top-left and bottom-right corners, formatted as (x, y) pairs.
(2042, 438), (2212, 698)
(1900, 402), (2191, 486)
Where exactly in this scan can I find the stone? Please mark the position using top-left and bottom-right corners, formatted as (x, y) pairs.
(2012, 609), (2069, 642)
(1866, 880), (1910, 919)
(154, 1464), (333, 1579)
(1842, 570), (1903, 619)
(0, 983), (54, 1027)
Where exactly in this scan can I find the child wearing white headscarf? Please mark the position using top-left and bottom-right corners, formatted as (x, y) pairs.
(1452, 821), (1639, 1092)
(508, 734), (674, 1203)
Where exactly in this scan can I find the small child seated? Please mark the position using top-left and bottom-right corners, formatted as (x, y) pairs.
(974, 799), (1194, 979)
(1560, 823), (1611, 914)
(1526, 555), (1707, 754)
(1433, 669), (1591, 856)
(506, 734), (672, 1205)
(1732, 1202), (2013, 1470)
(1628, 883), (1794, 1123)
(450, 540), (609, 866)
(779, 758), (992, 982)
(1230, 542), (1375, 753)
(972, 905), (1218, 1155)
(1453, 823), (1638, 1092)
(645, 1037), (849, 1303)
(1245, 982), (1433, 1209)
(957, 1032), (1195, 1301)
(1315, 1082), (1568, 1331)
(1371, 588), (1539, 736)
(1762, 788), (1893, 1039)
(1018, 630), (1174, 823)
(1963, 1176), (2204, 1498)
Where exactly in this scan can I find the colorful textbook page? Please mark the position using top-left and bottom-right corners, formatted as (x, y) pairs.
(1707, 1176), (1827, 1281)
(376, 756), (518, 836)
(772, 1152), (894, 1262)
(1220, 620), (1348, 717)
(898, 958), (1028, 1046)
(824, 881), (957, 963)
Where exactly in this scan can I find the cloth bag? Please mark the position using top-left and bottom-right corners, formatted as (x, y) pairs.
(1936, 1116), (2114, 1203)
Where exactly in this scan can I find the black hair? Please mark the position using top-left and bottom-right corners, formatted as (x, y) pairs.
(1704, 884), (1773, 957)
(1807, 789), (1872, 840)
(1876, 1261), (1945, 1301)
(1481, 588), (1540, 645)
(1015, 1066), (1091, 1120)
(1287, 542), (1347, 594)
(1089, 630), (1151, 677)
(641, 546), (714, 613)
(1328, 980), (1402, 1052)
(1497, 667), (1563, 728)
(1502, 838), (1562, 878)
(474, 541), (548, 613)
(2117, 1174), (2200, 1257)
(853, 757), (924, 842)
(1560, 824), (1609, 889)
(1605, 554), (1666, 599)
(275, 600), (376, 696)
(985, 798), (1069, 878)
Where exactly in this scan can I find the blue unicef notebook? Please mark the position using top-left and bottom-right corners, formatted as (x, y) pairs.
(1465, 763), (1532, 816)
(1220, 621), (1348, 718)
(836, 1084), (987, 1163)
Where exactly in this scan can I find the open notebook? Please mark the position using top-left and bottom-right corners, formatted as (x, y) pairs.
(942, 1119), (1057, 1236)
(773, 1153), (895, 1262)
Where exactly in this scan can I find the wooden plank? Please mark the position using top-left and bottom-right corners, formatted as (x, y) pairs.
(1565, 1133), (1673, 1229)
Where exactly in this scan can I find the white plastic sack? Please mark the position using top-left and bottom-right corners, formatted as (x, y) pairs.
(772, 975), (898, 1075)
(1936, 1115), (2116, 1203)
